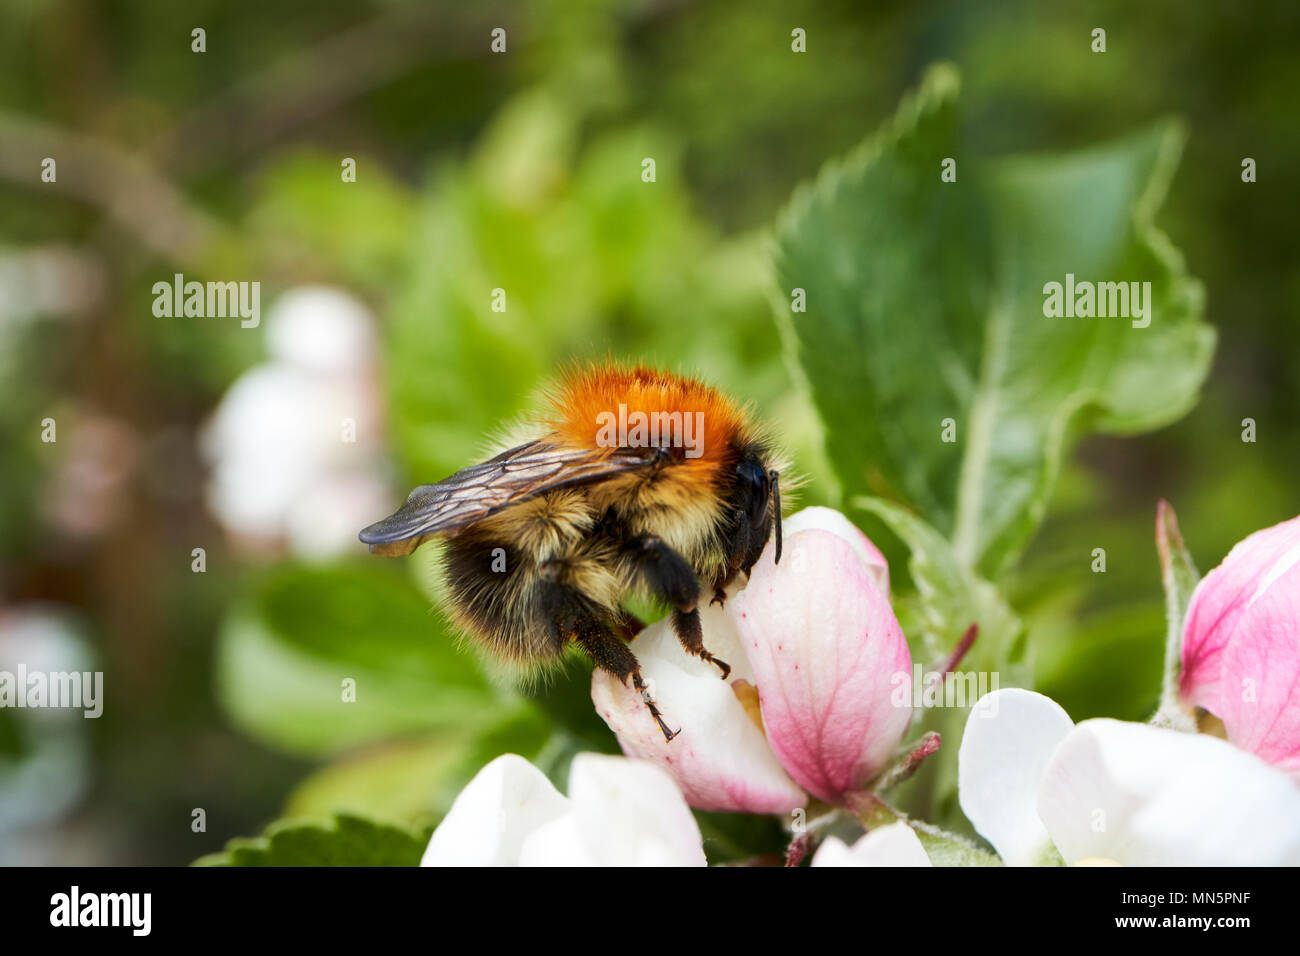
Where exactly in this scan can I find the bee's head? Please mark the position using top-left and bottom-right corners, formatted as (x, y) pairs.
(733, 450), (782, 566)
(735, 456), (771, 527)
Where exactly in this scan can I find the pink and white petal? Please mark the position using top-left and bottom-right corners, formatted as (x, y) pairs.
(729, 528), (912, 804)
(1181, 515), (1300, 712)
(1216, 562), (1300, 774)
(957, 689), (1074, 866)
(422, 753), (570, 866)
(591, 610), (806, 815)
(1038, 719), (1300, 866)
(782, 506), (891, 597)
(811, 823), (932, 867)
(520, 753), (706, 867)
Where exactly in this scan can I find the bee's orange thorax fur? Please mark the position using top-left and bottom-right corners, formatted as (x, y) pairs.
(543, 364), (747, 490)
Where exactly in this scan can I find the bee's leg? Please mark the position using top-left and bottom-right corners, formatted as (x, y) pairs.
(624, 534), (731, 679)
(614, 609), (647, 642)
(709, 569), (739, 607)
(625, 533), (699, 610)
(540, 575), (677, 741)
(714, 505), (757, 603)
(671, 606), (730, 680)
(769, 470), (783, 565)
(575, 620), (678, 743)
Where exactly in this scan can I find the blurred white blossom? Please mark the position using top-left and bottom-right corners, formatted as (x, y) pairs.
(0, 605), (95, 851)
(201, 286), (391, 559)
(0, 245), (104, 327)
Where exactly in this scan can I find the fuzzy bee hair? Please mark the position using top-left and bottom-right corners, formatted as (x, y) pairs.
(359, 362), (788, 740)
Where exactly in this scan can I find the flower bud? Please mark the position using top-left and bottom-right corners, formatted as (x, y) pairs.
(1180, 515), (1300, 773)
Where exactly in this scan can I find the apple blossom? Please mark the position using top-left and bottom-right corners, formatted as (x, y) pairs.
(0, 605), (97, 839)
(422, 752), (706, 867)
(1179, 514), (1300, 774)
(958, 688), (1300, 866)
(810, 822), (932, 867)
(591, 605), (806, 814)
(592, 507), (913, 812)
(201, 286), (391, 559)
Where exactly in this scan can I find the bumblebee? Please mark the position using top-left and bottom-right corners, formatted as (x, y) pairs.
(358, 363), (785, 740)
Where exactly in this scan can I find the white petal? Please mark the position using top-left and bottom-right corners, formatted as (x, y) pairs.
(957, 688), (1074, 865)
(520, 753), (706, 866)
(811, 823), (932, 867)
(808, 836), (857, 867)
(591, 610), (805, 814)
(515, 811), (593, 866)
(1039, 719), (1300, 866)
(422, 754), (569, 866)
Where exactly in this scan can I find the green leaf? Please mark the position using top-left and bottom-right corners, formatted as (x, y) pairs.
(253, 563), (485, 692)
(775, 64), (1214, 577)
(912, 823), (1005, 867)
(1152, 499), (1200, 730)
(853, 496), (1024, 670)
(283, 735), (472, 828)
(283, 709), (553, 827)
(195, 813), (429, 867)
(216, 563), (507, 756)
(246, 151), (419, 292)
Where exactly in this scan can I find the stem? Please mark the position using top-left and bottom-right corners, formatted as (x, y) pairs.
(952, 293), (1012, 568)
(1151, 500), (1198, 732)
(938, 622), (979, 675)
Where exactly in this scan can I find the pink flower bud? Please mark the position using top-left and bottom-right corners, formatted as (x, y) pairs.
(1181, 514), (1300, 774)
(781, 506), (891, 597)
(729, 526), (913, 804)
(591, 508), (911, 811)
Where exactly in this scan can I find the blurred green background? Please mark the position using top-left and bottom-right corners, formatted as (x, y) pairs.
(0, 0), (1296, 864)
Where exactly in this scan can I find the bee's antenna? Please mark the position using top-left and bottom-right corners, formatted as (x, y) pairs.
(770, 470), (782, 565)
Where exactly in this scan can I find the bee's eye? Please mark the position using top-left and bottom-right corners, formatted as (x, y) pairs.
(735, 459), (769, 526)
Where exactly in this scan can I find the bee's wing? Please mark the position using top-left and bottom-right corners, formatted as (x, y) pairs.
(358, 440), (656, 556)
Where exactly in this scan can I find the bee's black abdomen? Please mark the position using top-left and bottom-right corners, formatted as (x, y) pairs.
(443, 532), (568, 663)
